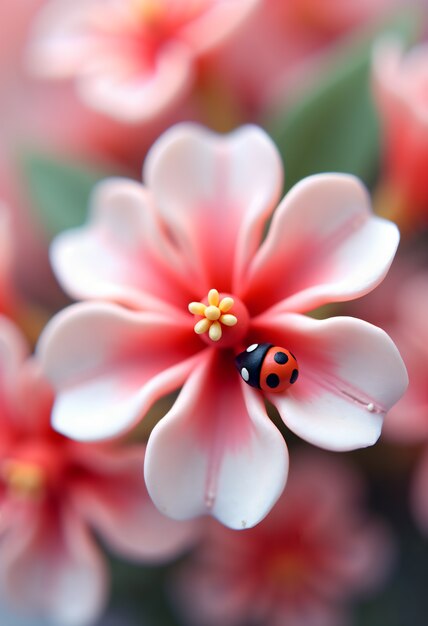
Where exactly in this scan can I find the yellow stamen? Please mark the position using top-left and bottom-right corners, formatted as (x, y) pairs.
(189, 289), (237, 343)
(194, 318), (210, 334)
(188, 302), (206, 316)
(209, 321), (222, 342)
(205, 305), (221, 321)
(219, 297), (234, 313)
(2, 460), (46, 499)
(220, 314), (237, 327)
(208, 289), (220, 306)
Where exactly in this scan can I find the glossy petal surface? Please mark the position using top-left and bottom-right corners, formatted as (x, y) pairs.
(37, 302), (200, 440)
(252, 313), (408, 450)
(242, 174), (399, 315)
(145, 351), (288, 529)
(144, 123), (283, 292)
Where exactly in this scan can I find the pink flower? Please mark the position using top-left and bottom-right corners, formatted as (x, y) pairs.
(384, 277), (428, 536)
(370, 271), (428, 535)
(390, 273), (428, 443)
(345, 260), (428, 443)
(171, 450), (394, 626)
(373, 37), (428, 227)
(208, 0), (393, 114)
(0, 315), (195, 625)
(28, 0), (259, 123)
(344, 264), (428, 534)
(38, 124), (407, 530)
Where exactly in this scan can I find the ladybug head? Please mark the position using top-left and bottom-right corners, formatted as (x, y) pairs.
(235, 343), (272, 389)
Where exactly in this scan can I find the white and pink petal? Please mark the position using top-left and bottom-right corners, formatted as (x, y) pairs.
(144, 350), (288, 529)
(70, 445), (199, 562)
(144, 123), (283, 293)
(242, 174), (399, 315)
(77, 40), (194, 123)
(51, 178), (192, 312)
(37, 302), (201, 441)
(179, 0), (260, 55)
(252, 313), (408, 451)
(27, 0), (118, 78)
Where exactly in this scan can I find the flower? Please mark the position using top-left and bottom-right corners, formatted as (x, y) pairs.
(28, 0), (259, 123)
(0, 315), (195, 625)
(38, 124), (408, 530)
(343, 262), (428, 535)
(372, 37), (428, 228)
(208, 0), (392, 114)
(171, 450), (394, 626)
(344, 258), (428, 443)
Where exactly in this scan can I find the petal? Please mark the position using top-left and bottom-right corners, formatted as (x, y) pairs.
(242, 174), (399, 315)
(70, 445), (198, 562)
(51, 178), (193, 313)
(77, 41), (193, 123)
(144, 124), (283, 292)
(383, 334), (428, 443)
(252, 314), (408, 451)
(144, 350), (288, 529)
(373, 36), (428, 127)
(0, 504), (107, 626)
(37, 302), (201, 441)
(27, 0), (107, 78)
(0, 318), (55, 442)
(179, 0), (259, 55)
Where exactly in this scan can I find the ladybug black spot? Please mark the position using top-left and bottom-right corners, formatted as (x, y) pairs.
(290, 369), (299, 384)
(266, 373), (280, 389)
(274, 351), (288, 365)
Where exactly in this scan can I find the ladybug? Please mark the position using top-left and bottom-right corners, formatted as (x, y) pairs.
(235, 343), (299, 393)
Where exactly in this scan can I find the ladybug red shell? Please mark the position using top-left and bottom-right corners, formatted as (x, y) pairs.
(235, 343), (299, 393)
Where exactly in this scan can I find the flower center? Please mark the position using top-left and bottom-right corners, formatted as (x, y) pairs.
(2, 459), (46, 500)
(132, 0), (166, 25)
(188, 289), (249, 348)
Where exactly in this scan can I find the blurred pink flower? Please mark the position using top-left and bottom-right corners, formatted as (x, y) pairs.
(38, 124), (407, 530)
(344, 262), (428, 534)
(172, 450), (394, 626)
(28, 0), (259, 123)
(0, 315), (195, 625)
(209, 0), (392, 114)
(0, 0), (160, 311)
(384, 274), (428, 537)
(0, 1), (202, 314)
(346, 259), (428, 443)
(373, 37), (428, 228)
(382, 298), (428, 446)
(371, 271), (428, 535)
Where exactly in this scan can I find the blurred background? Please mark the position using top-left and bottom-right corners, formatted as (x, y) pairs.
(0, 1), (428, 625)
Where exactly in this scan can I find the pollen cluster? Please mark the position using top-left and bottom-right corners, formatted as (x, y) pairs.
(2, 460), (46, 499)
(188, 289), (237, 342)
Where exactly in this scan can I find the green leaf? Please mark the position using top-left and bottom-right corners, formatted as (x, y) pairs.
(267, 12), (420, 191)
(20, 152), (109, 238)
